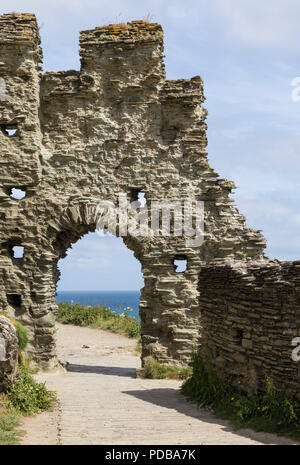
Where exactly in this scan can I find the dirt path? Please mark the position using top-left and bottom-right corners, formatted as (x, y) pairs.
(21, 323), (297, 445)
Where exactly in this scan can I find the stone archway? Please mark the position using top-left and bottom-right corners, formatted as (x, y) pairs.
(43, 202), (203, 371)
(0, 13), (266, 371)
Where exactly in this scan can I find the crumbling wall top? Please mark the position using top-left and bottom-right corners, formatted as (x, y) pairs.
(80, 20), (163, 46)
(0, 13), (41, 46)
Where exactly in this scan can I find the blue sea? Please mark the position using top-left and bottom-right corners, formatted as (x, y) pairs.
(56, 290), (140, 320)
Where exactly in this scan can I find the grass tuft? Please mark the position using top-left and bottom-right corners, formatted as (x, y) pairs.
(0, 314), (29, 352)
(14, 321), (29, 351)
(143, 356), (192, 380)
(0, 400), (23, 445)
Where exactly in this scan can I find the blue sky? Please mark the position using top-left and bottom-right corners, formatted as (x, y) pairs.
(2, 1), (300, 290)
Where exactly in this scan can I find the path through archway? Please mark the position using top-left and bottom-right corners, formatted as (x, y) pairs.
(56, 231), (143, 318)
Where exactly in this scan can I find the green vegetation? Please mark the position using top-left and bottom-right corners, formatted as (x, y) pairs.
(0, 315), (29, 352)
(181, 351), (300, 441)
(143, 356), (193, 380)
(0, 397), (23, 445)
(57, 302), (141, 340)
(7, 366), (56, 416)
(14, 321), (29, 351)
(0, 314), (56, 445)
(0, 364), (56, 445)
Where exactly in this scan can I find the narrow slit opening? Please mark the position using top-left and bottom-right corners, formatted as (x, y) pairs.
(236, 329), (244, 345)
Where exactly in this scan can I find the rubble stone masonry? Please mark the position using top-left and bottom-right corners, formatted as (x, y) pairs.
(0, 13), (266, 370)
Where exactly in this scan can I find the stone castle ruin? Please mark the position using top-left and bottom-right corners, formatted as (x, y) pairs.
(0, 13), (298, 394)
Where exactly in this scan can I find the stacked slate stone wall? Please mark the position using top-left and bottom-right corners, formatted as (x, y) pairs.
(199, 261), (300, 394)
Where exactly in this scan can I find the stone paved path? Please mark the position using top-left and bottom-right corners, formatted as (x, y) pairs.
(21, 324), (297, 445)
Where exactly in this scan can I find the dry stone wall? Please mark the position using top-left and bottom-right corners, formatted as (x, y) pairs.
(0, 13), (266, 370)
(199, 261), (300, 394)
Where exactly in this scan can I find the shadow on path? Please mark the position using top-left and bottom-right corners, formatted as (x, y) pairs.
(66, 363), (136, 378)
(123, 387), (297, 446)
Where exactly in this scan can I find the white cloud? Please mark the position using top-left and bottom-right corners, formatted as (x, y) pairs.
(292, 214), (300, 225)
(234, 194), (300, 260)
(57, 232), (143, 290)
(213, 0), (300, 49)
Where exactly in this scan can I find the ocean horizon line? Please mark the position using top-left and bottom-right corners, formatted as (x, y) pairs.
(56, 290), (141, 319)
(57, 290), (140, 293)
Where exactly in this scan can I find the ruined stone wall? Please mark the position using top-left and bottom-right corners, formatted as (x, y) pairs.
(199, 261), (300, 394)
(0, 13), (266, 370)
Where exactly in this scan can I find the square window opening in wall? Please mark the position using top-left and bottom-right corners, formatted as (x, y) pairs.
(173, 256), (188, 273)
(0, 124), (18, 137)
(10, 188), (26, 200)
(7, 294), (23, 308)
(12, 246), (24, 259)
(130, 189), (146, 208)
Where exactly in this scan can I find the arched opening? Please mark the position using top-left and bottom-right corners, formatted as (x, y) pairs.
(53, 228), (145, 373)
(56, 231), (143, 319)
(24, 203), (199, 370)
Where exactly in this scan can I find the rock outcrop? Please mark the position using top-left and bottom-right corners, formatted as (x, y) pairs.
(0, 315), (18, 391)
